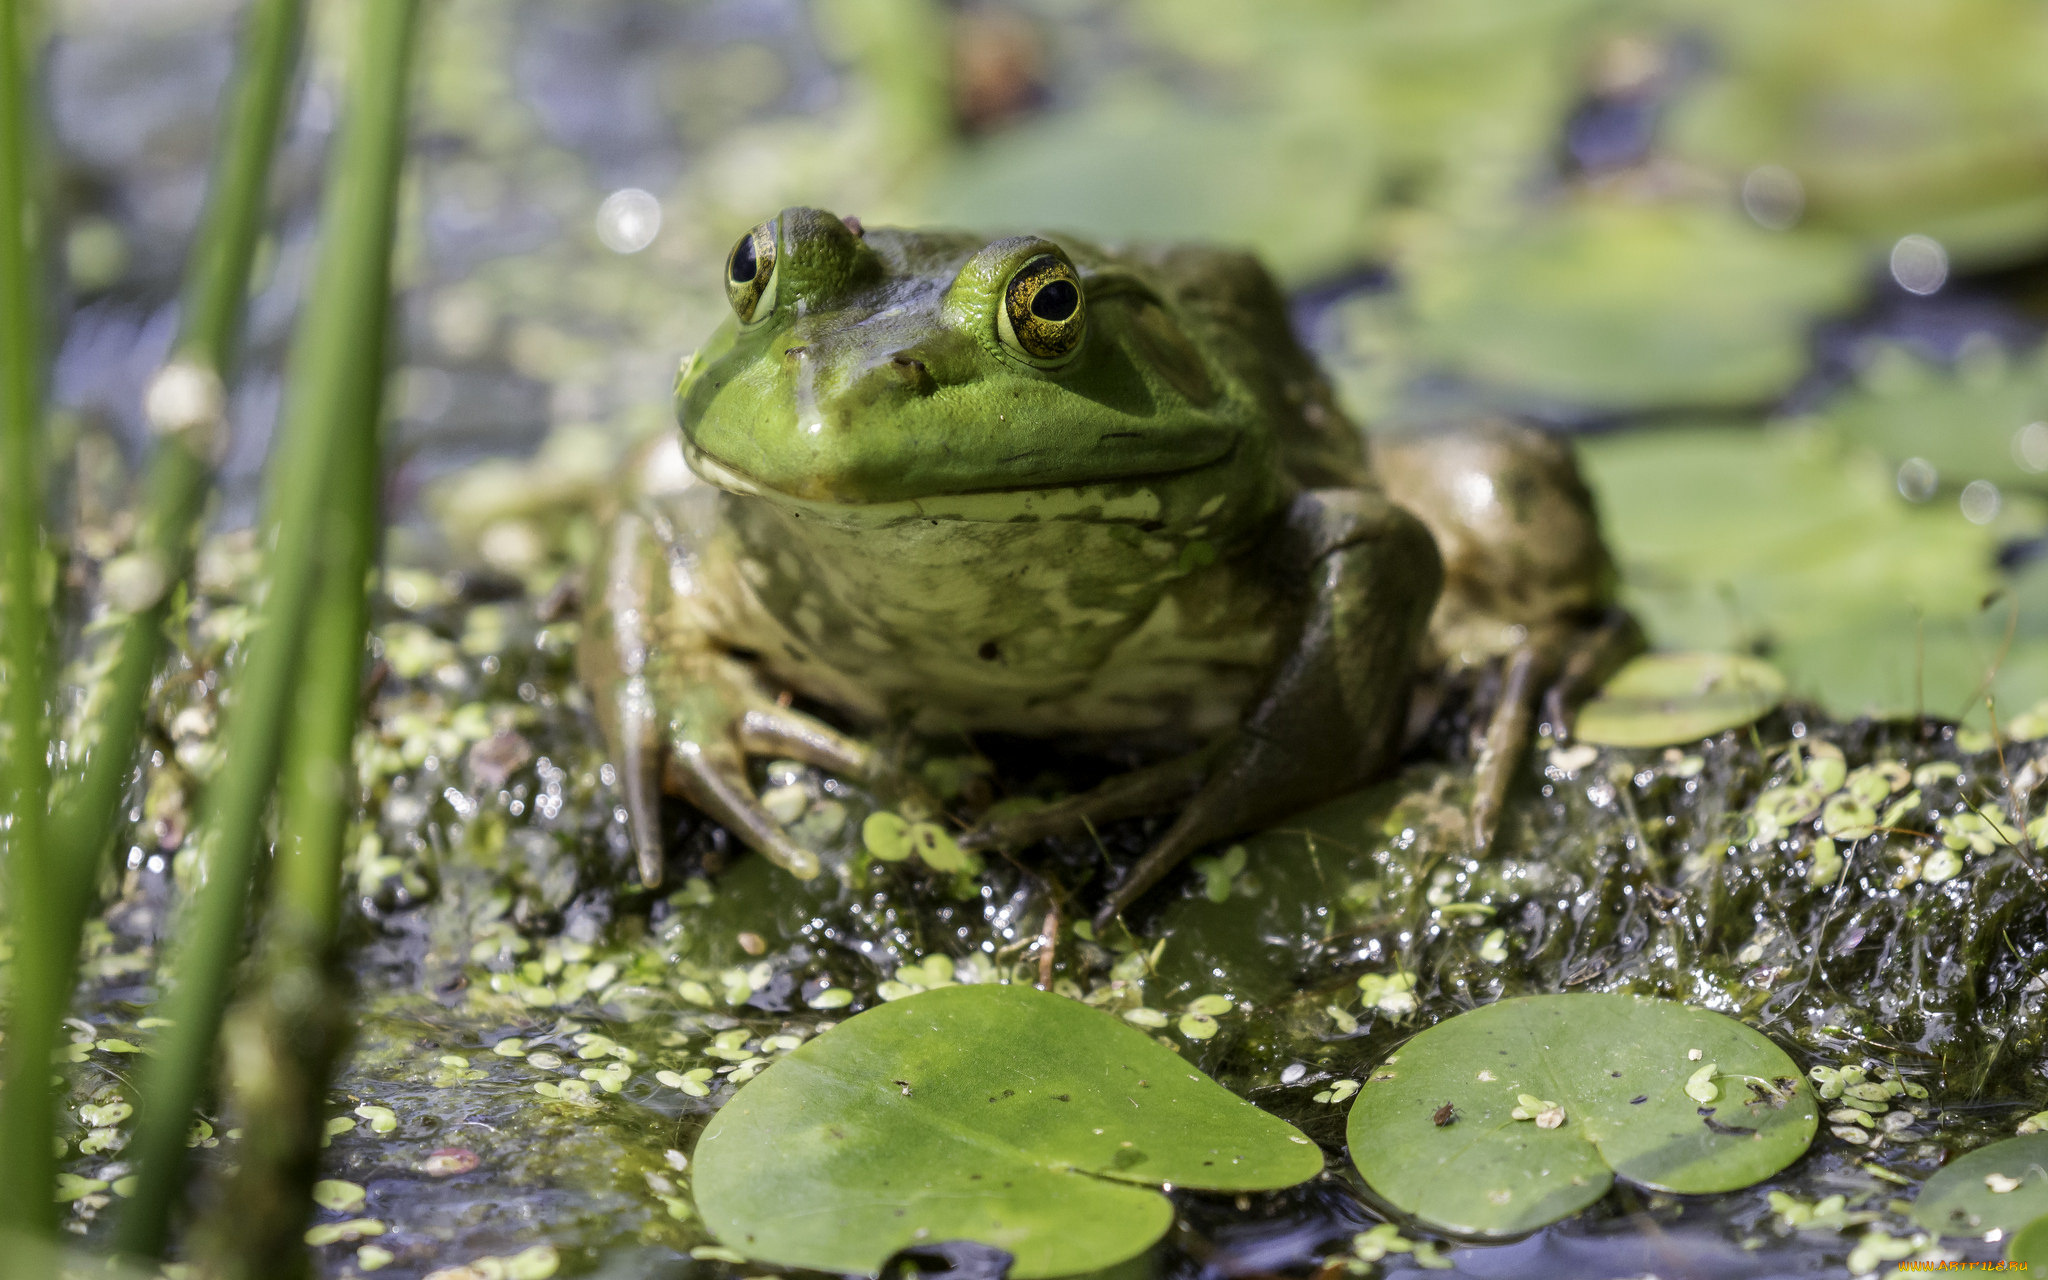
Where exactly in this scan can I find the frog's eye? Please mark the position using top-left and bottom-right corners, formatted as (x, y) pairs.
(998, 253), (1085, 364)
(724, 222), (779, 326)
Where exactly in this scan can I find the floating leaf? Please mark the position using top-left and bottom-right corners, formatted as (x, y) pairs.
(1828, 341), (2048, 494)
(2011, 1215), (2048, 1268)
(311, 1179), (367, 1213)
(1574, 652), (1786, 748)
(1579, 422), (2048, 722)
(1404, 202), (1861, 411)
(862, 812), (913, 862)
(1662, 0), (2048, 264)
(694, 983), (1322, 1277)
(1347, 994), (1816, 1236)
(1910, 1135), (2048, 1236)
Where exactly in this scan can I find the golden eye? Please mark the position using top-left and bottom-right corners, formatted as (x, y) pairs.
(724, 222), (778, 325)
(998, 254), (1084, 364)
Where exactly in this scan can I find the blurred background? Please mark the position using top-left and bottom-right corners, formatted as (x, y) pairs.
(40, 0), (2048, 723)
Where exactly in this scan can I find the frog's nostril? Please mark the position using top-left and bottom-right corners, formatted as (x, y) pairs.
(888, 354), (936, 395)
(783, 345), (809, 361)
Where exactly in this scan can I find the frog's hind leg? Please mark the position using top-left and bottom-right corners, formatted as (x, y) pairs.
(1467, 647), (1540, 854)
(1096, 488), (1442, 927)
(1467, 609), (1643, 851)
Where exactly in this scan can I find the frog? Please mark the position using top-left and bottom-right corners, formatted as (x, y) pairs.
(579, 206), (1629, 924)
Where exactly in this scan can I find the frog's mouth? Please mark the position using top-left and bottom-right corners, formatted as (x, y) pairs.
(682, 438), (1248, 524)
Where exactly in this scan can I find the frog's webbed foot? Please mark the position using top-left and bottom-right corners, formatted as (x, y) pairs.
(1094, 489), (1441, 928)
(1467, 608), (1643, 852)
(582, 502), (876, 888)
(660, 718), (824, 882)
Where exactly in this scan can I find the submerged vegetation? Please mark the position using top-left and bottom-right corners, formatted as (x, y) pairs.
(6, 0), (2048, 1278)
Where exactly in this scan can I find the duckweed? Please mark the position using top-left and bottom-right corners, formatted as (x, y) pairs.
(312, 1180), (367, 1213)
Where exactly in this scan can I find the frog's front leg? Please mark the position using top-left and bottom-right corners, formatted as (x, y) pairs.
(580, 504), (869, 886)
(1094, 488), (1443, 925)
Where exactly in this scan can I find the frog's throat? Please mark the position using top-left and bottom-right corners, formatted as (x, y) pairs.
(681, 439), (1247, 525)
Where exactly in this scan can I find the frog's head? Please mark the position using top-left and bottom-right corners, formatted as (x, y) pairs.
(676, 207), (1249, 506)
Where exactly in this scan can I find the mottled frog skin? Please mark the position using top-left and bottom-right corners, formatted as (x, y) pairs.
(581, 207), (1623, 921)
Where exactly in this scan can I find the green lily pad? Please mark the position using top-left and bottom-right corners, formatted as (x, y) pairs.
(1403, 202), (1862, 412)
(1664, 0), (2048, 266)
(1579, 421), (2048, 722)
(1827, 340), (2048, 495)
(1346, 994), (1817, 1237)
(1910, 1134), (2048, 1237)
(693, 983), (1323, 1278)
(2011, 1215), (2048, 1267)
(921, 91), (1381, 284)
(1574, 652), (1787, 748)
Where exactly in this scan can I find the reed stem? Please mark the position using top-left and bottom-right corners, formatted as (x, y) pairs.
(114, 0), (421, 1258)
(0, 0), (58, 1239)
(194, 287), (388, 1279)
(49, 0), (307, 917)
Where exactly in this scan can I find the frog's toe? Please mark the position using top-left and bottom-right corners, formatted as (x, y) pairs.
(960, 751), (1211, 852)
(736, 705), (874, 779)
(664, 736), (823, 880)
(1469, 647), (1539, 853)
(621, 715), (667, 888)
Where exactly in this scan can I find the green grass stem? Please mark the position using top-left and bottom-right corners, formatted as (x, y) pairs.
(0, 0), (59, 1240)
(114, 0), (421, 1259)
(49, 0), (306, 919)
(0, 0), (304, 1245)
(192, 281), (389, 1280)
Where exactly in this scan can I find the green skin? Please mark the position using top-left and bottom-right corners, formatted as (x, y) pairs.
(581, 206), (1621, 922)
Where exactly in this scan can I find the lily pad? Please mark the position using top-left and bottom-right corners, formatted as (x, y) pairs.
(1574, 652), (1787, 748)
(1579, 421), (2048, 722)
(1664, 0), (2048, 266)
(1403, 201), (1862, 412)
(693, 983), (1323, 1278)
(2011, 1215), (2048, 1268)
(1827, 340), (2048, 495)
(1346, 994), (1816, 1237)
(1910, 1134), (2048, 1237)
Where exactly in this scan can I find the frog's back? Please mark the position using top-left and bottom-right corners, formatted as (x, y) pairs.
(1095, 242), (1370, 491)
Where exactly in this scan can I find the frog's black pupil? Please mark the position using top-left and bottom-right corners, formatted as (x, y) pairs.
(731, 234), (758, 283)
(1031, 279), (1078, 322)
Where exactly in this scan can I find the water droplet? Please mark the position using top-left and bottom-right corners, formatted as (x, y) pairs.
(1741, 166), (1803, 230)
(1890, 235), (1948, 296)
(1961, 479), (2001, 525)
(2012, 422), (2048, 473)
(596, 188), (663, 254)
(1896, 457), (1938, 502)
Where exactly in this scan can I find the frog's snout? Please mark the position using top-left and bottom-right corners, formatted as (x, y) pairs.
(829, 349), (940, 412)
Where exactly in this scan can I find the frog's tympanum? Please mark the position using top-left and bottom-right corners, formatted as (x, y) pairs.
(581, 207), (1628, 922)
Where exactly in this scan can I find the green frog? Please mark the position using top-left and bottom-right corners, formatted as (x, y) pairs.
(580, 206), (1626, 923)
